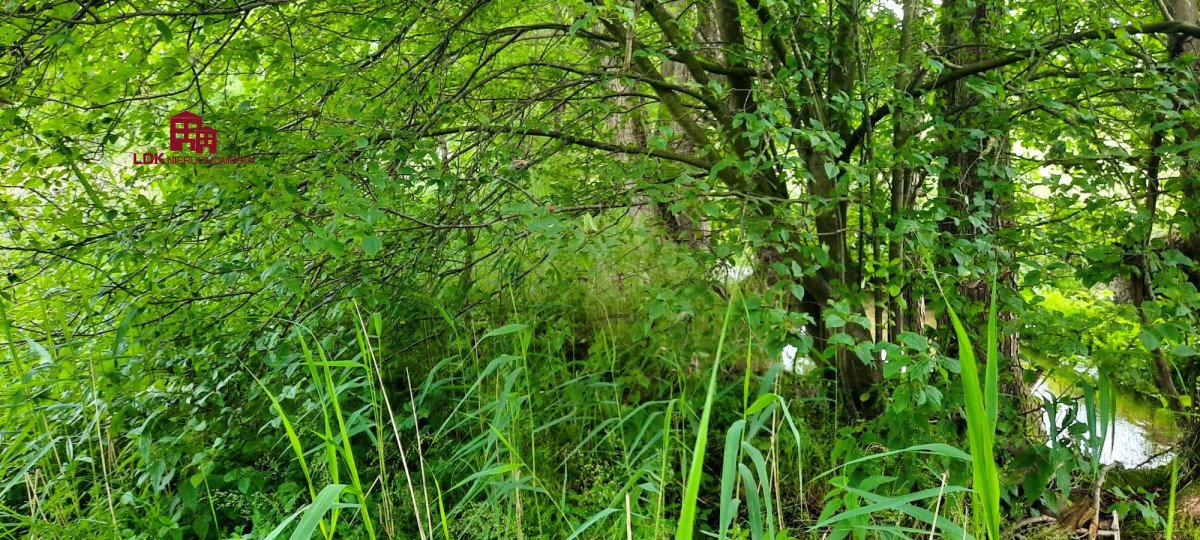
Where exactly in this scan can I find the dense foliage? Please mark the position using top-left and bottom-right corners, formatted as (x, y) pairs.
(2, 0), (1199, 538)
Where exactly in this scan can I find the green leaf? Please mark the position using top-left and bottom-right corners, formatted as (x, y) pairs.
(112, 304), (141, 358)
(828, 332), (855, 346)
(815, 485), (970, 528)
(1139, 329), (1159, 351)
(1172, 344), (1198, 357)
(152, 19), (174, 42)
(677, 291), (738, 540)
(897, 332), (928, 351)
(823, 161), (840, 178)
(718, 419), (746, 537)
(566, 508), (620, 540)
(23, 337), (52, 364)
(263, 483), (351, 540)
(739, 464), (764, 539)
(360, 235), (382, 256)
(481, 323), (528, 340)
(813, 443), (971, 483)
(934, 269), (1001, 540)
(745, 393), (779, 415)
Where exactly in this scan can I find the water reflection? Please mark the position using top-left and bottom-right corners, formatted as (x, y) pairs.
(1034, 373), (1178, 468)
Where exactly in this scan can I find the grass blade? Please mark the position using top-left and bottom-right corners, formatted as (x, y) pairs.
(566, 508), (621, 540)
(933, 270), (1001, 540)
(738, 464), (763, 540)
(290, 484), (350, 540)
(718, 419), (747, 537)
(676, 291), (739, 540)
(986, 275), (999, 433)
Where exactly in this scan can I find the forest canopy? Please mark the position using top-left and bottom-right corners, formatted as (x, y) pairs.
(2, 0), (1199, 538)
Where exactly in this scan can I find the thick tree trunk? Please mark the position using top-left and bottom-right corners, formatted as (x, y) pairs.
(888, 0), (920, 338)
(937, 0), (1037, 431)
(1153, 0), (1200, 474)
(1168, 0), (1200, 326)
(809, 0), (883, 414)
(612, 0), (883, 414)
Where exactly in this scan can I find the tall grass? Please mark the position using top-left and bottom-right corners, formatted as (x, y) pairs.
(21, 298), (939, 538)
(812, 442), (974, 538)
(934, 271), (1002, 540)
(670, 288), (811, 540)
(675, 288), (738, 540)
(812, 270), (1005, 539)
(1166, 456), (1178, 540)
(4, 267), (1028, 540)
(249, 331), (378, 540)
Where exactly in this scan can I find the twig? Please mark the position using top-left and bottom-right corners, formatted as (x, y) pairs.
(1134, 445), (1176, 469)
(1013, 515), (1056, 530)
(1091, 463), (1118, 539)
(406, 368), (435, 540)
(928, 470), (949, 540)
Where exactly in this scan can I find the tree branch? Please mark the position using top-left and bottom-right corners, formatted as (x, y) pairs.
(424, 125), (714, 169)
(839, 20), (1200, 161)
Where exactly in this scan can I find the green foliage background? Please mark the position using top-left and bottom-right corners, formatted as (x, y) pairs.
(1, 0), (1199, 538)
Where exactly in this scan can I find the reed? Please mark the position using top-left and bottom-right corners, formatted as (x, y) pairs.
(934, 271), (1002, 540)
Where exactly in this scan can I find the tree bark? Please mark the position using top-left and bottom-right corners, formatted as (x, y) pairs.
(937, 0), (1037, 430)
(888, 0), (920, 338)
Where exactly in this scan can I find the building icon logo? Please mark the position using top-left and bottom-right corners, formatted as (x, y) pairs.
(132, 110), (253, 166)
(169, 111), (218, 154)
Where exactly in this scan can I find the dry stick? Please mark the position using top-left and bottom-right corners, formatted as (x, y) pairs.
(405, 368), (436, 539)
(355, 304), (427, 540)
(515, 468), (524, 540)
(625, 492), (633, 540)
(1091, 464), (1117, 540)
(770, 408), (784, 529)
(928, 470), (950, 540)
(23, 471), (39, 524)
(36, 469), (50, 524)
(367, 474), (395, 538)
(1013, 515), (1056, 530)
(370, 357), (427, 540)
(86, 356), (118, 531)
(41, 416), (64, 480)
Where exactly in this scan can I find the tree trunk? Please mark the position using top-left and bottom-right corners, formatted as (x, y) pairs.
(1152, 0), (1200, 473)
(808, 0), (882, 414)
(937, 0), (1037, 431)
(888, 0), (920, 338)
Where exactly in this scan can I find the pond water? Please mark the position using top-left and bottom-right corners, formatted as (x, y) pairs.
(741, 255), (1181, 470)
(775, 344), (1182, 469)
(1034, 368), (1179, 468)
